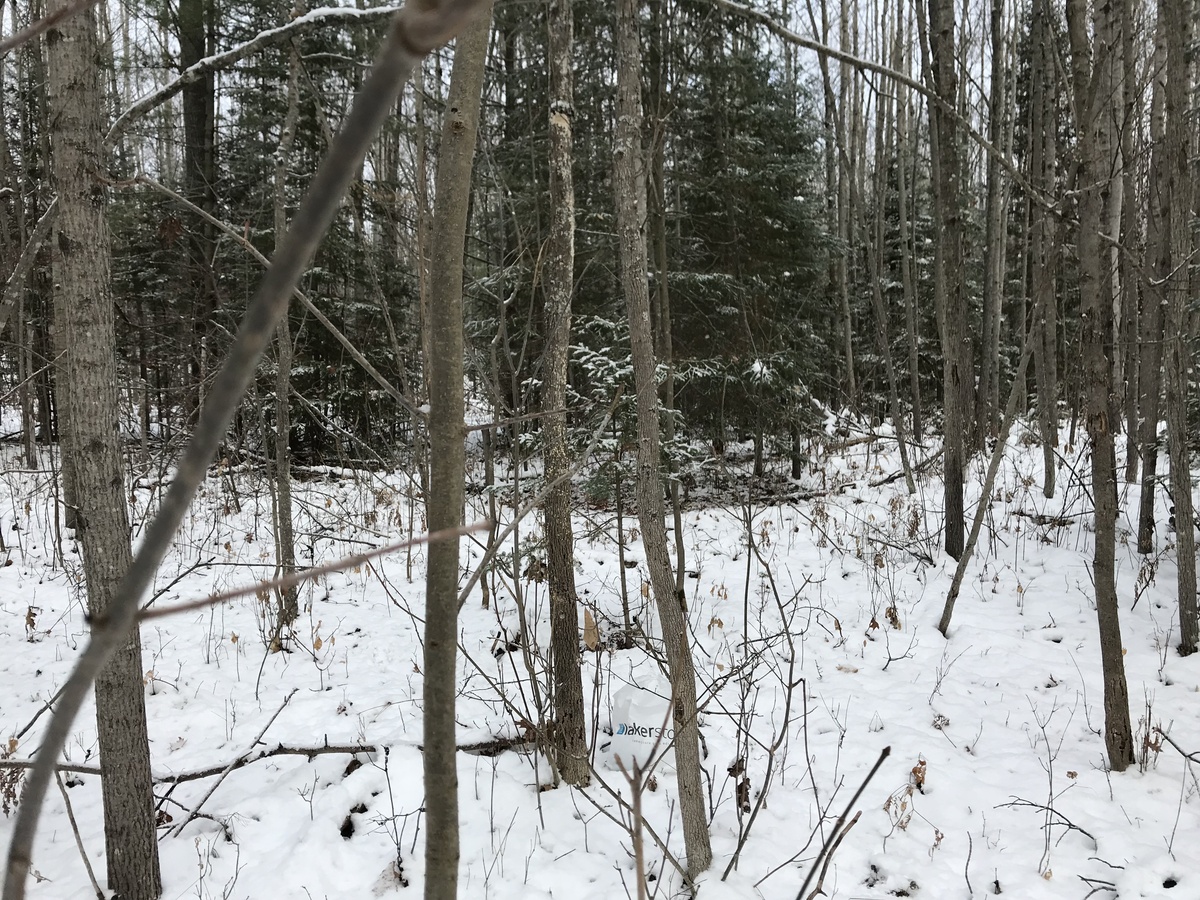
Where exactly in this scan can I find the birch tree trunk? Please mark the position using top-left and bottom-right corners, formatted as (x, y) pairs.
(544, 0), (589, 787)
(614, 0), (711, 876)
(423, 6), (492, 897)
(45, 0), (162, 893)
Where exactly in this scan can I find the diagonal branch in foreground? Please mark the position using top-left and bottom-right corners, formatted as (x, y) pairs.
(2, 0), (489, 896)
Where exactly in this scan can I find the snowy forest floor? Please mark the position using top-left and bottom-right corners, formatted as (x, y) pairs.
(1, 421), (1198, 900)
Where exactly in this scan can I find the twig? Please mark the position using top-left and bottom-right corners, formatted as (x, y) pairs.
(14, 684), (67, 741)
(140, 556), (217, 611)
(0, 761), (101, 777)
(171, 689), (299, 836)
(794, 746), (891, 900)
(139, 522), (486, 621)
(576, 770), (690, 887)
(965, 831), (973, 897)
(1155, 726), (1200, 763)
(805, 810), (860, 900)
(157, 741), (376, 785)
(1078, 874), (1118, 898)
(53, 771), (103, 900)
(995, 797), (1097, 843)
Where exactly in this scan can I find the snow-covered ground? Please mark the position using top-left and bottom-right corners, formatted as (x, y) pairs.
(0, 426), (1197, 900)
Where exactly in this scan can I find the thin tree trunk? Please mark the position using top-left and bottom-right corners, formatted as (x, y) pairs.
(45, 0), (162, 893)
(865, 35), (914, 492)
(272, 14), (303, 629)
(544, 0), (589, 787)
(1065, 0), (1135, 771)
(1118, 0), (1140, 483)
(614, 0), (711, 877)
(648, 0), (686, 593)
(894, 20), (922, 440)
(1159, 0), (1196, 653)
(978, 0), (1006, 439)
(837, 0), (857, 408)
(1137, 26), (1169, 553)
(921, 0), (972, 559)
(423, 6), (492, 898)
(179, 0), (216, 427)
(1029, 0), (1059, 498)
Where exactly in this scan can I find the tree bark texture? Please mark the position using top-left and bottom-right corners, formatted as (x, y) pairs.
(925, 0), (972, 559)
(423, 6), (492, 898)
(1065, 0), (1135, 771)
(543, 0), (589, 787)
(614, 0), (712, 877)
(179, 0), (217, 424)
(45, 0), (162, 894)
(1159, 0), (1197, 654)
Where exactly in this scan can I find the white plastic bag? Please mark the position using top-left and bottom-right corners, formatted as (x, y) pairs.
(608, 664), (675, 773)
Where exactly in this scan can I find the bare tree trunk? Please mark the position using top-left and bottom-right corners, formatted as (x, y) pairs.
(1138, 25), (1169, 553)
(895, 19), (923, 440)
(978, 0), (1007, 439)
(836, 0), (857, 408)
(179, 0), (217, 427)
(273, 13), (303, 629)
(45, 0), (162, 893)
(811, 0), (857, 407)
(1065, 0), (1135, 771)
(865, 27), (914, 492)
(1029, 0), (1059, 498)
(1118, 0), (1140, 483)
(423, 7), (491, 899)
(543, 0), (589, 787)
(647, 0), (686, 594)
(614, 0), (711, 877)
(921, 0), (972, 559)
(1159, 0), (1196, 654)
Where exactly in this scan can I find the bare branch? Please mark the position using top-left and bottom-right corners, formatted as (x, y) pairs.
(53, 772), (103, 900)
(0, 0), (94, 57)
(794, 746), (890, 900)
(2, 0), (490, 894)
(139, 522), (486, 621)
(105, 5), (402, 150)
(170, 690), (298, 836)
